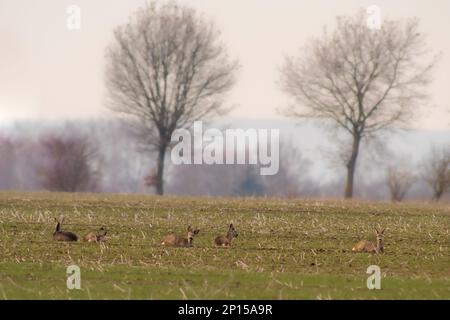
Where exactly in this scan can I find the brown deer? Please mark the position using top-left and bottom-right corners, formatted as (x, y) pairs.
(83, 227), (107, 243)
(162, 226), (200, 247)
(214, 224), (238, 247)
(52, 218), (78, 242)
(352, 228), (386, 254)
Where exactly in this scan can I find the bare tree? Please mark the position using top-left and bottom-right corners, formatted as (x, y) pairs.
(386, 166), (416, 202)
(38, 134), (100, 192)
(280, 11), (436, 198)
(0, 136), (18, 189)
(421, 146), (450, 201)
(105, 2), (237, 195)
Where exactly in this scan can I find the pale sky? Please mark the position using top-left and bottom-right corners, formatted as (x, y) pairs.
(0, 0), (449, 129)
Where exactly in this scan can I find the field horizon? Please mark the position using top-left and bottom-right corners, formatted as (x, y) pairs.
(0, 192), (449, 299)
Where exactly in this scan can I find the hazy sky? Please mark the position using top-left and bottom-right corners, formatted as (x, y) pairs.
(0, 0), (449, 129)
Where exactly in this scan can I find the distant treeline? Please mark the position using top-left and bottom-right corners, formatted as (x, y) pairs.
(0, 119), (448, 201)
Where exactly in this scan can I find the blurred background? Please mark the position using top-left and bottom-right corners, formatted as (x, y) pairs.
(0, 0), (449, 201)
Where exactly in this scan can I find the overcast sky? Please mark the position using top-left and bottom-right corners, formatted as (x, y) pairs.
(0, 0), (449, 129)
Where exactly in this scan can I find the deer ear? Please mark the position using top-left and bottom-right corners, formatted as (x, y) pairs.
(381, 228), (386, 234)
(375, 228), (379, 234)
(229, 224), (233, 228)
(187, 226), (192, 231)
(194, 229), (200, 235)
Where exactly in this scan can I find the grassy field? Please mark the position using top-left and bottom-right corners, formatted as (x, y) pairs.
(0, 192), (449, 299)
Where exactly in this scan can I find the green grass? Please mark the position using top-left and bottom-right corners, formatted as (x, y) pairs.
(0, 192), (449, 299)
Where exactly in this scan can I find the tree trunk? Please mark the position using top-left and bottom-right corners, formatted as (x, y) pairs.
(345, 133), (361, 199)
(155, 144), (167, 195)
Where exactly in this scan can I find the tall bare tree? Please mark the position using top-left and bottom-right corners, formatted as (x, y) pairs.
(105, 2), (237, 195)
(280, 11), (436, 198)
(386, 166), (416, 202)
(421, 146), (450, 201)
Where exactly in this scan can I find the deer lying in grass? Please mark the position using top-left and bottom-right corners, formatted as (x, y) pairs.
(215, 224), (238, 247)
(352, 228), (386, 254)
(52, 218), (78, 242)
(83, 227), (107, 243)
(162, 226), (200, 247)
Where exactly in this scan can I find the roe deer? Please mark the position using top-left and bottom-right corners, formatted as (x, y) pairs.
(83, 227), (107, 243)
(162, 226), (200, 247)
(53, 218), (78, 242)
(352, 228), (386, 254)
(215, 224), (238, 247)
